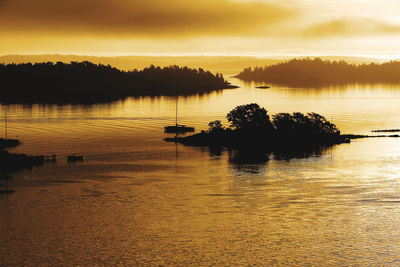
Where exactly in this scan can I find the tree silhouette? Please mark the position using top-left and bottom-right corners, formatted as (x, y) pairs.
(226, 103), (272, 131)
(208, 120), (224, 132)
(273, 112), (340, 140)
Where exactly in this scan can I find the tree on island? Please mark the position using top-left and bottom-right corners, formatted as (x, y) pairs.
(208, 120), (224, 132)
(273, 112), (340, 140)
(226, 103), (273, 131)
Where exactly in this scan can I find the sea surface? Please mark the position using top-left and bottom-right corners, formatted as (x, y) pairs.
(1, 79), (400, 265)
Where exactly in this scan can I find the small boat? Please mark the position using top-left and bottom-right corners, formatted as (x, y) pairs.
(255, 85), (270, 89)
(67, 154), (84, 162)
(164, 98), (195, 133)
(164, 124), (195, 133)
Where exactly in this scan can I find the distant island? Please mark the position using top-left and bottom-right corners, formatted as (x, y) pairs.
(236, 58), (400, 87)
(0, 61), (237, 103)
(165, 103), (349, 153)
(0, 138), (21, 150)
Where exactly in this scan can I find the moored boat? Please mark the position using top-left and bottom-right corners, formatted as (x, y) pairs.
(164, 124), (195, 133)
(164, 97), (195, 133)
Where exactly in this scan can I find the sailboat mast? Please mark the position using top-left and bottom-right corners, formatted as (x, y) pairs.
(176, 98), (178, 126)
(4, 108), (7, 140)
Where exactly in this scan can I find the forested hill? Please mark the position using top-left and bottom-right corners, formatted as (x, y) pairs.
(236, 58), (400, 87)
(0, 61), (235, 103)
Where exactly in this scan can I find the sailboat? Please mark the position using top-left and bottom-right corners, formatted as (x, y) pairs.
(0, 108), (21, 149)
(4, 108), (6, 140)
(164, 98), (195, 133)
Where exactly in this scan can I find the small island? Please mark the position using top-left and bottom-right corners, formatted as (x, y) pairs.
(0, 138), (21, 150)
(0, 62), (238, 103)
(0, 138), (45, 173)
(165, 103), (348, 152)
(236, 58), (400, 87)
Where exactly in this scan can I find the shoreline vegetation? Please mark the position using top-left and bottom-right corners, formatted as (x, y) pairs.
(236, 58), (400, 87)
(165, 104), (399, 158)
(0, 61), (237, 103)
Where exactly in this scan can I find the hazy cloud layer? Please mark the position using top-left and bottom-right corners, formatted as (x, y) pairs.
(2, 0), (400, 56)
(0, 0), (293, 37)
(303, 18), (400, 38)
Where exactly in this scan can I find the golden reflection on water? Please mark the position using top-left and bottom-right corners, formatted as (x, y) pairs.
(1, 81), (400, 265)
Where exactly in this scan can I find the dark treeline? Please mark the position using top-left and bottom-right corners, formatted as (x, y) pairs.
(0, 61), (235, 103)
(236, 58), (400, 87)
(166, 104), (347, 154)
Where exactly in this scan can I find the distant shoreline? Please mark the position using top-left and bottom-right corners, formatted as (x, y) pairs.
(0, 62), (237, 104)
(236, 58), (400, 87)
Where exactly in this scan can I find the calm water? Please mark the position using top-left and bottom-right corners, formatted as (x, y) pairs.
(1, 79), (400, 265)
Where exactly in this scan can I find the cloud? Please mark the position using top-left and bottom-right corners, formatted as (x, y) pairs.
(0, 0), (294, 37)
(302, 18), (400, 38)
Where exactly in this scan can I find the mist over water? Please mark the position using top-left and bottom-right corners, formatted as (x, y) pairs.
(1, 78), (400, 265)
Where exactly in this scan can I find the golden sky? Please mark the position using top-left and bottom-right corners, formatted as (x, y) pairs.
(1, 0), (400, 57)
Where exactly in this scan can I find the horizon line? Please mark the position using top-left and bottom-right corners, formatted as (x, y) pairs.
(0, 53), (399, 61)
